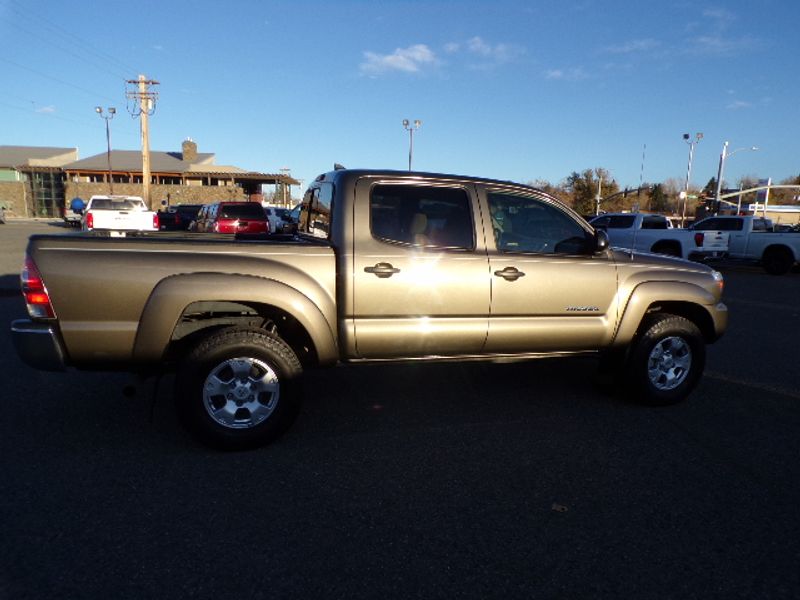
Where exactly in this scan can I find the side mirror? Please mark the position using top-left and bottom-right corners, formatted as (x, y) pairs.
(594, 229), (610, 253)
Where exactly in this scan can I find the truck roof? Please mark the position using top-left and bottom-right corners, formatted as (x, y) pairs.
(88, 194), (145, 201)
(316, 168), (524, 189)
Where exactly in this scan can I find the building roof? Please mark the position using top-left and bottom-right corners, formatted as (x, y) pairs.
(63, 149), (300, 185)
(63, 150), (215, 173)
(6, 142), (300, 186)
(186, 171), (300, 185)
(0, 146), (78, 168)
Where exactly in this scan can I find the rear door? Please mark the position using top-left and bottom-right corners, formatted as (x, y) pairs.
(351, 178), (490, 358)
(480, 186), (619, 352)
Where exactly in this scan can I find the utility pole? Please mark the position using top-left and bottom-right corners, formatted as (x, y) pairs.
(126, 75), (159, 209)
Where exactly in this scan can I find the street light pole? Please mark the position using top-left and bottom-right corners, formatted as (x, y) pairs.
(95, 106), (116, 194)
(714, 141), (759, 211)
(402, 119), (422, 171)
(681, 132), (702, 227)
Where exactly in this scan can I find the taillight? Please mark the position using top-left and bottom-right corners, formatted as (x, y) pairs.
(153, 213), (160, 230)
(694, 232), (704, 247)
(21, 256), (56, 319)
(86, 212), (94, 229)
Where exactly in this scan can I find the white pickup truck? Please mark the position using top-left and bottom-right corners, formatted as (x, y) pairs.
(589, 213), (729, 262)
(80, 195), (159, 235)
(690, 215), (800, 275)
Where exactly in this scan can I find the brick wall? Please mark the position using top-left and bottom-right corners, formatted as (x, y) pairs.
(0, 181), (30, 217)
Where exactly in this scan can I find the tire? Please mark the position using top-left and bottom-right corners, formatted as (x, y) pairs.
(762, 246), (793, 276)
(175, 327), (303, 450)
(624, 314), (705, 406)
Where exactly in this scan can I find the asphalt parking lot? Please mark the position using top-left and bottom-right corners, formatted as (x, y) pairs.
(1, 220), (799, 599)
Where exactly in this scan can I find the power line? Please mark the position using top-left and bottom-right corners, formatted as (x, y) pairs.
(0, 99), (89, 125)
(1, 0), (139, 77)
(0, 56), (120, 104)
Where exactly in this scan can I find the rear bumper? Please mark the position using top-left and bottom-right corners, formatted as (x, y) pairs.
(11, 319), (68, 371)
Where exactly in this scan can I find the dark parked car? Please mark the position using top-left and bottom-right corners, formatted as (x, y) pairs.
(263, 206), (294, 233)
(159, 204), (203, 231)
(192, 202), (270, 234)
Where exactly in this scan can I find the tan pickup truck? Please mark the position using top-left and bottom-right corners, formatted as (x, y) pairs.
(11, 169), (728, 449)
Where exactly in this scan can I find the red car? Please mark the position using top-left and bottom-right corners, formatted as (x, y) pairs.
(194, 202), (270, 234)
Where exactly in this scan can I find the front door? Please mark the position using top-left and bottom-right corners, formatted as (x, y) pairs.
(481, 188), (619, 353)
(351, 179), (490, 358)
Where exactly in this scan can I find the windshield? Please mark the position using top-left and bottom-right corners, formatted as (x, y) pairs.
(90, 198), (146, 211)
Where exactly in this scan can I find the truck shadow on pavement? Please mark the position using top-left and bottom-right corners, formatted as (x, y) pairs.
(2, 321), (616, 453)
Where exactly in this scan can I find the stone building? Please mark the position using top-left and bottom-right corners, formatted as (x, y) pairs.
(0, 146), (78, 217)
(63, 139), (298, 211)
(0, 141), (298, 217)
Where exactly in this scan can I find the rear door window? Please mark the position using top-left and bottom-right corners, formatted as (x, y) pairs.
(369, 184), (474, 249)
(641, 216), (668, 229)
(606, 215), (636, 228)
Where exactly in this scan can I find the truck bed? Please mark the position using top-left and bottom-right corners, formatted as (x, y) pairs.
(27, 231), (337, 366)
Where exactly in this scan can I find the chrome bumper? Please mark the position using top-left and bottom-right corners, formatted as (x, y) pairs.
(11, 319), (68, 371)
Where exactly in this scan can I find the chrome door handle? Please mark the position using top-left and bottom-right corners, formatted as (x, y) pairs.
(364, 262), (401, 278)
(494, 266), (526, 281)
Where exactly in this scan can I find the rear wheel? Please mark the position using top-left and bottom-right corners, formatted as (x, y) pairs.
(624, 314), (705, 406)
(762, 246), (793, 275)
(175, 327), (303, 450)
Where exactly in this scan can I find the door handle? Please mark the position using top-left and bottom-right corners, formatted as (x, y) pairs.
(494, 266), (526, 281)
(364, 262), (401, 278)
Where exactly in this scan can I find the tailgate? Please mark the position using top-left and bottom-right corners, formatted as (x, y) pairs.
(700, 230), (729, 251)
(89, 209), (156, 231)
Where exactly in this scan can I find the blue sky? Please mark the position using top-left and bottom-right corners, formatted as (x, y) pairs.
(2, 0), (798, 196)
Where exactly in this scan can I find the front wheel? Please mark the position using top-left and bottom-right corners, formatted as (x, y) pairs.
(625, 314), (705, 406)
(175, 327), (303, 450)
